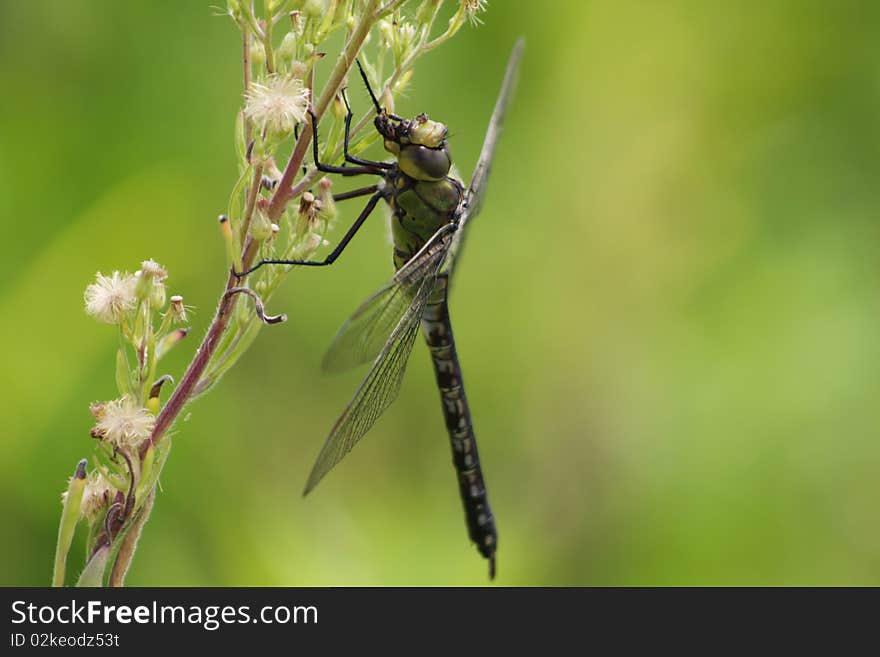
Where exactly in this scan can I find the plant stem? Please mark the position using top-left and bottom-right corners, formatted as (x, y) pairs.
(150, 268), (242, 445)
(107, 487), (155, 587)
(266, 0), (381, 222)
(107, 1), (382, 586)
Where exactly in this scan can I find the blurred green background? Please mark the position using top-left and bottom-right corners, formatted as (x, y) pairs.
(2, 0), (879, 586)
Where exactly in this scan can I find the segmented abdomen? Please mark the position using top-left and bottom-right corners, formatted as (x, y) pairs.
(420, 274), (497, 574)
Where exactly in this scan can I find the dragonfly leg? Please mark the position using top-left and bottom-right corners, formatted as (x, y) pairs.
(340, 88), (392, 169)
(310, 111), (383, 177)
(235, 191), (382, 277)
(333, 184), (379, 203)
(355, 58), (403, 121)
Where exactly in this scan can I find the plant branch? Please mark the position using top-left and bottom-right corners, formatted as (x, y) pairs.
(266, 0), (381, 222)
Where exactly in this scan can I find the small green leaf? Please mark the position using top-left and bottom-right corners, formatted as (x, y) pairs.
(76, 545), (110, 587)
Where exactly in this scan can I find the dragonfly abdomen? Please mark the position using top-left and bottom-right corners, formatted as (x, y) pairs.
(421, 275), (498, 576)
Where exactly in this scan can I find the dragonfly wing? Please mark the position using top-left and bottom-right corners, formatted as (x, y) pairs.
(304, 240), (450, 494)
(446, 38), (524, 277)
(321, 274), (422, 374)
(322, 229), (454, 373)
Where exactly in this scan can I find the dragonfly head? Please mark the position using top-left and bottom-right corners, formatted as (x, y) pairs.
(376, 112), (452, 181)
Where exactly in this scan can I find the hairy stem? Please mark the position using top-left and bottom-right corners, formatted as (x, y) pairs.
(108, 487), (155, 587)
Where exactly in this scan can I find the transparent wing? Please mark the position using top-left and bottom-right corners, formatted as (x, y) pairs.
(304, 236), (451, 494)
(445, 38), (524, 277)
(322, 265), (429, 374)
(322, 224), (457, 373)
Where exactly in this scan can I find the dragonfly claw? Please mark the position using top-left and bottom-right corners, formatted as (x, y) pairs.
(224, 287), (287, 325)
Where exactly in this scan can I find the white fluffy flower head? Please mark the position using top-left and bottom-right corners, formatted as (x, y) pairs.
(93, 396), (155, 450)
(84, 271), (137, 324)
(244, 75), (310, 138)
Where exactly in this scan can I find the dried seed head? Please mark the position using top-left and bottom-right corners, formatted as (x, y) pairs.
(317, 177), (337, 225)
(289, 11), (304, 37)
(92, 396), (155, 451)
(89, 401), (106, 420)
(244, 74), (310, 140)
(462, 0), (488, 26)
(84, 271), (137, 324)
(80, 471), (114, 521)
(296, 191), (322, 236)
(139, 259), (168, 281)
(169, 295), (188, 323)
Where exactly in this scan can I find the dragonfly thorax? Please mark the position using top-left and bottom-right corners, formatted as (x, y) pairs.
(373, 110), (462, 269)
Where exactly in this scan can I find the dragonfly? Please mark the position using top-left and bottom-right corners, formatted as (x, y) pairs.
(241, 40), (523, 578)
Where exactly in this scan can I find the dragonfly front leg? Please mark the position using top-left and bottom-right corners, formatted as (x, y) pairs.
(235, 191), (383, 277)
(310, 111), (384, 177)
(340, 88), (392, 170)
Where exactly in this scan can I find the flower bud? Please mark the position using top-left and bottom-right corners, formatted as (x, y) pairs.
(293, 233), (323, 259)
(332, 92), (346, 121)
(289, 11), (304, 37)
(269, 223), (281, 244)
(157, 328), (189, 360)
(278, 32), (298, 68)
(303, 0), (323, 18)
(136, 259), (168, 304)
(251, 208), (273, 242)
(296, 191), (318, 237)
(150, 281), (166, 308)
(251, 40), (267, 70)
(53, 459), (88, 586)
(317, 177), (337, 226)
(378, 19), (393, 49)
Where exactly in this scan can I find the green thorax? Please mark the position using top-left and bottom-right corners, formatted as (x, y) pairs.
(373, 112), (463, 270)
(388, 169), (463, 270)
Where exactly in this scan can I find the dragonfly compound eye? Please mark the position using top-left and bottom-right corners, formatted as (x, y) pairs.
(398, 144), (452, 181)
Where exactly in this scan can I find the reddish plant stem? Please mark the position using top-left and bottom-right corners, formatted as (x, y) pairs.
(150, 0), (381, 474)
(149, 238), (259, 445)
(266, 0), (379, 221)
(103, 3), (381, 586)
(149, 274), (236, 443)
